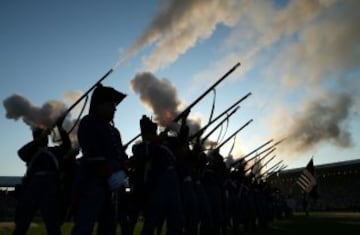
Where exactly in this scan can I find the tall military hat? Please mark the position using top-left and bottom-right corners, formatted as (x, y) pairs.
(89, 83), (126, 113)
(140, 115), (157, 136)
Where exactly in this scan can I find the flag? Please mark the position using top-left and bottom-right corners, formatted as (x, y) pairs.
(296, 158), (317, 193)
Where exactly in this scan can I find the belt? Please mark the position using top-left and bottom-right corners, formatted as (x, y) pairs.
(33, 171), (57, 176)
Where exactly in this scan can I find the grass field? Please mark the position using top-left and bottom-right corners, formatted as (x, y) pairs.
(1, 211), (360, 235)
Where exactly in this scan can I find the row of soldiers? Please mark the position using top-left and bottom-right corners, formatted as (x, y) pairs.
(123, 117), (288, 235)
(12, 83), (286, 235)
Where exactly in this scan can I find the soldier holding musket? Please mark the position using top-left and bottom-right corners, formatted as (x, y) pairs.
(13, 117), (71, 235)
(70, 84), (128, 235)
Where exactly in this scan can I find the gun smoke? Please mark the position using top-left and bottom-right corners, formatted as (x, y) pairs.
(276, 92), (354, 154)
(3, 94), (80, 147)
(121, 0), (243, 72)
(131, 71), (201, 135)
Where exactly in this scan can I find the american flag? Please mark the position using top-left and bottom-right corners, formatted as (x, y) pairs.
(296, 158), (317, 193)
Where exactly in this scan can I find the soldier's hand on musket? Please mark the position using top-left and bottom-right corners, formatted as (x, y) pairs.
(181, 108), (191, 124)
(55, 114), (66, 129)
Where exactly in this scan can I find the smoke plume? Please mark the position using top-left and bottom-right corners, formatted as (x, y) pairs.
(131, 72), (182, 126)
(3, 94), (67, 129)
(274, 92), (354, 154)
(131, 71), (201, 134)
(3, 93), (80, 147)
(121, 0), (244, 72)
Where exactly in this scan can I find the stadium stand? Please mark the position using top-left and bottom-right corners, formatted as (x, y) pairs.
(269, 159), (360, 212)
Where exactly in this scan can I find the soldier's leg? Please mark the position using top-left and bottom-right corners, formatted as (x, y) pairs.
(12, 184), (38, 235)
(182, 180), (198, 235)
(39, 178), (62, 235)
(165, 171), (183, 235)
(97, 191), (116, 235)
(71, 179), (106, 235)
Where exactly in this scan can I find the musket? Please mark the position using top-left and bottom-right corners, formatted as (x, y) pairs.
(124, 62), (242, 147)
(244, 148), (276, 173)
(256, 154), (276, 173)
(215, 119), (253, 150)
(265, 164), (287, 179)
(38, 69), (114, 137)
(243, 146), (276, 166)
(198, 106), (240, 144)
(189, 92), (252, 140)
(258, 160), (284, 179)
(230, 139), (274, 168)
(231, 137), (286, 168)
(173, 62), (241, 123)
(61, 69), (114, 121)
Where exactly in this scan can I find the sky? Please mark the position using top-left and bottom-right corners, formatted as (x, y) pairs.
(1, 0), (359, 177)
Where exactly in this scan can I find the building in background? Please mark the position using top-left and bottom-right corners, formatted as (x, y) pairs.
(269, 159), (360, 211)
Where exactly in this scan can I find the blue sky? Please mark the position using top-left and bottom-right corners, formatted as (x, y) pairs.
(1, 0), (359, 176)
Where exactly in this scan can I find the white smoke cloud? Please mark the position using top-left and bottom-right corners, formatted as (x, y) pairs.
(3, 94), (67, 129)
(131, 72), (183, 126)
(122, 0), (246, 72)
(124, 0), (358, 161)
(3, 93), (80, 148)
(192, 0), (359, 160)
(270, 91), (354, 155)
(130, 71), (202, 135)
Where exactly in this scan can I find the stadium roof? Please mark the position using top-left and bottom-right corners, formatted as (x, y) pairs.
(280, 158), (360, 174)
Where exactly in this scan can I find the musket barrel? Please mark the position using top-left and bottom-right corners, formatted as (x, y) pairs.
(189, 92), (251, 140)
(51, 68), (114, 130)
(173, 62), (241, 123)
(262, 160), (284, 175)
(244, 146), (276, 163)
(125, 62), (241, 147)
(244, 148), (276, 172)
(256, 161), (283, 180)
(266, 164), (287, 179)
(215, 119), (253, 150)
(200, 106), (240, 142)
(230, 139), (274, 167)
(257, 154), (276, 172)
(233, 138), (286, 168)
(123, 133), (141, 149)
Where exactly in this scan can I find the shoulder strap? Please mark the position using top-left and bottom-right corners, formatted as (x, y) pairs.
(26, 148), (59, 174)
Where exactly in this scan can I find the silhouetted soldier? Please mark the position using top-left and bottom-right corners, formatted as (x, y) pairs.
(224, 169), (241, 235)
(202, 149), (227, 235)
(191, 139), (213, 235)
(71, 84), (128, 235)
(13, 117), (71, 235)
(132, 115), (183, 235)
(59, 147), (80, 224)
(171, 114), (199, 235)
